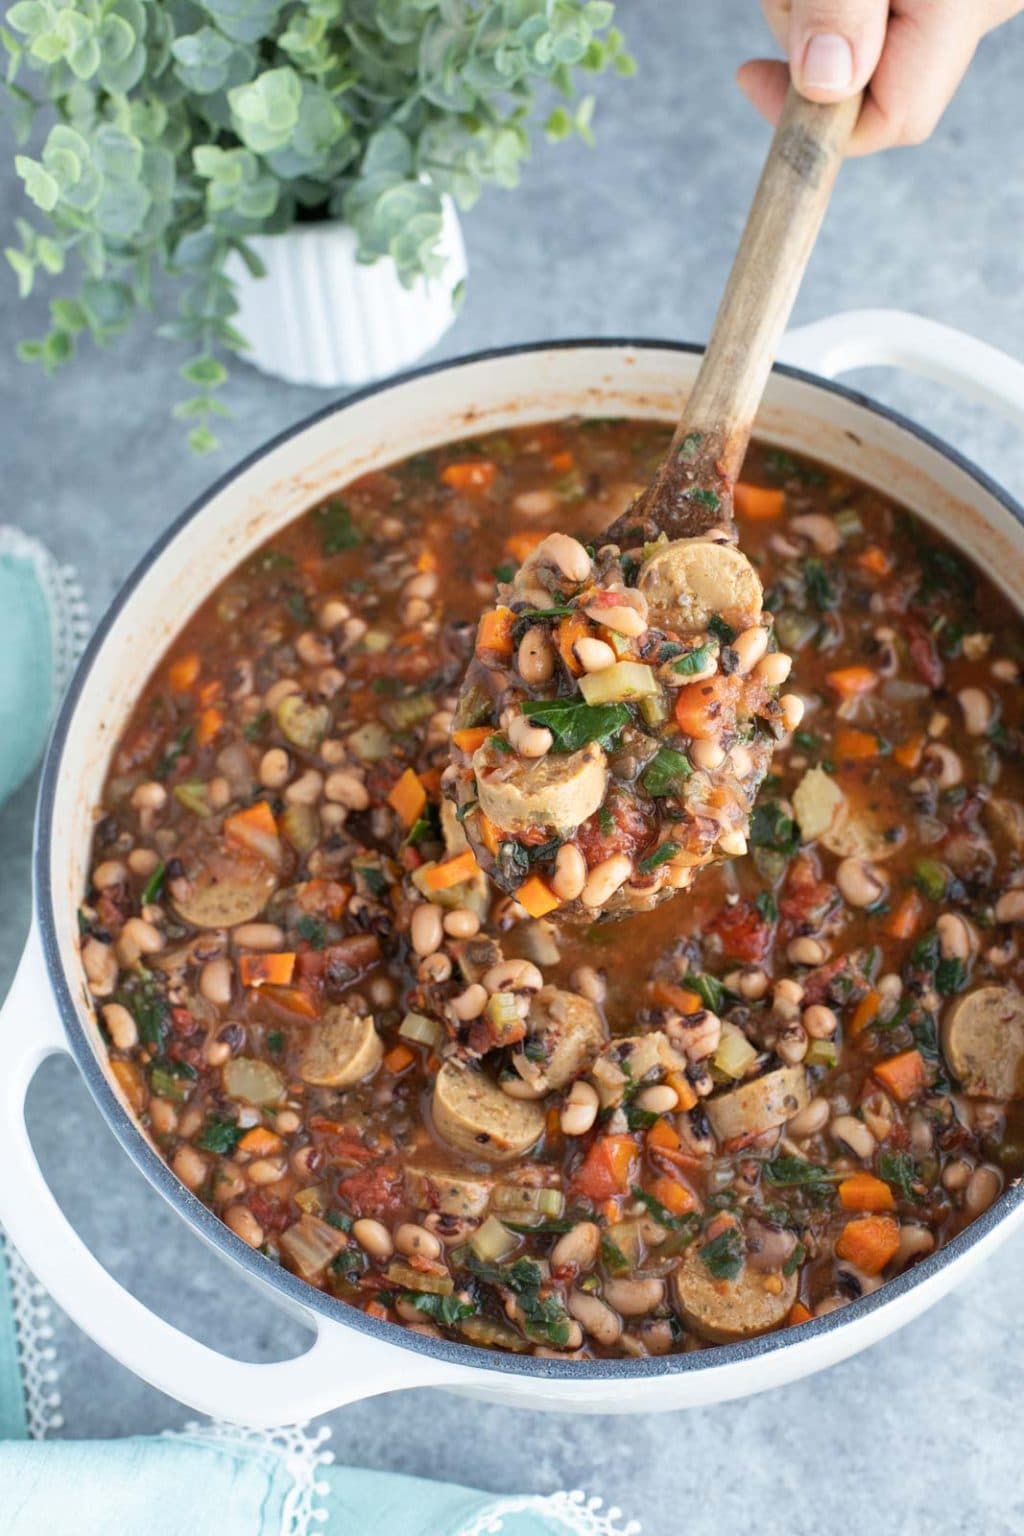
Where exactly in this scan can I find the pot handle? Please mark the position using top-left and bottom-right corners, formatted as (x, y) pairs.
(780, 308), (1024, 429)
(0, 927), (464, 1426)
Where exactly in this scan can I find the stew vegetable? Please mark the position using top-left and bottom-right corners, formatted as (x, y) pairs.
(81, 419), (1024, 1358)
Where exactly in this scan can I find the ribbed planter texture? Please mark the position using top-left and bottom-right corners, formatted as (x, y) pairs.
(225, 196), (466, 388)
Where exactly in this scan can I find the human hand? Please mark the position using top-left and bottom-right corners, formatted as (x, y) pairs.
(738, 1), (1024, 155)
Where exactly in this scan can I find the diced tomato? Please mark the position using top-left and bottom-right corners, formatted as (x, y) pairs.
(570, 1135), (638, 1204)
(779, 854), (837, 928)
(576, 787), (657, 865)
(707, 898), (772, 963)
(338, 1160), (405, 1218)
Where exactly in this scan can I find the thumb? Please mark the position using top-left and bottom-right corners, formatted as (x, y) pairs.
(787, 0), (888, 101)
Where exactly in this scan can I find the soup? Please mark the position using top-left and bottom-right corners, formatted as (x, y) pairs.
(80, 419), (1024, 1357)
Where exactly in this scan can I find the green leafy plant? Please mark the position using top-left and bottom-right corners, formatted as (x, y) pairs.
(3, 1), (633, 450)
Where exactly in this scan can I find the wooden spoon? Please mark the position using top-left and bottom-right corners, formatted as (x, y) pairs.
(448, 87), (862, 917)
(609, 86), (863, 549)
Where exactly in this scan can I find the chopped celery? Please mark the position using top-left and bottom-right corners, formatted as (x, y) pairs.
(492, 1184), (565, 1218)
(639, 692), (670, 728)
(469, 1215), (518, 1263)
(173, 780), (209, 817)
(579, 661), (658, 705)
(399, 1011), (443, 1050)
(362, 628), (392, 653)
(386, 1260), (454, 1295)
(486, 991), (523, 1030)
(774, 610), (818, 651)
(347, 721), (391, 762)
(806, 1039), (838, 1070)
(384, 693), (435, 731)
(834, 507), (863, 538)
(712, 1022), (758, 1080)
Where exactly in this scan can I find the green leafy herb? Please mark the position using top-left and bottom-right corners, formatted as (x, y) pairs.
(398, 1291), (477, 1325)
(141, 861), (165, 906)
(677, 432), (703, 461)
(148, 1059), (197, 1103)
(802, 556), (835, 610)
(521, 699), (631, 754)
(920, 546), (975, 600)
(672, 643), (715, 676)
(487, 735), (514, 754)
(173, 779), (210, 817)
(285, 590), (311, 625)
(913, 860), (949, 902)
(331, 1248), (367, 1277)
(878, 1151), (920, 1202)
(315, 500), (361, 555)
(683, 971), (730, 1013)
(936, 956), (967, 996)
(642, 747), (693, 798)
(598, 806), (615, 835)
(116, 974), (170, 1051)
(638, 842), (680, 874)
(266, 1030), (285, 1055)
(631, 1186), (700, 1238)
(623, 1103), (658, 1131)
(243, 709), (271, 742)
(686, 487), (720, 511)
(296, 915), (327, 950)
(497, 840), (531, 888)
(600, 1234), (631, 1274)
(755, 890), (778, 922)
(763, 1156), (835, 1201)
(493, 561), (517, 583)
(793, 729), (819, 751)
(466, 1255), (572, 1347)
(750, 801), (800, 857)
(353, 863), (389, 898)
(707, 615), (736, 645)
(196, 1115), (243, 1155)
(517, 603), (574, 621)
(155, 725), (192, 780)
(698, 1227), (743, 1281)
(782, 1241), (807, 1277)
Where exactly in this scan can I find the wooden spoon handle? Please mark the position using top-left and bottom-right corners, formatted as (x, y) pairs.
(677, 86), (862, 481)
(610, 87), (861, 549)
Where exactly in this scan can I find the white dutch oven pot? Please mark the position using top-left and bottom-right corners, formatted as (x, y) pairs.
(3, 310), (1024, 1427)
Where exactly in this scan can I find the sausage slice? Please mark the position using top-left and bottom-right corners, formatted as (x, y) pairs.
(705, 1066), (810, 1144)
(638, 538), (763, 636)
(672, 1244), (798, 1343)
(299, 1004), (383, 1089)
(172, 848), (278, 929)
(404, 1164), (493, 1217)
(432, 1061), (546, 1163)
(942, 985), (1024, 1099)
(472, 739), (608, 837)
(522, 987), (607, 1090)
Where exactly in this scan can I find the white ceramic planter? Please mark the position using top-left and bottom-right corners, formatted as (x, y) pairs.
(226, 196), (467, 388)
(3, 312), (1024, 1426)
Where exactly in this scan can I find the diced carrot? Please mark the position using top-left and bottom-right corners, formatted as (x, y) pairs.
(387, 767), (427, 828)
(572, 1135), (638, 1202)
(441, 460), (497, 492)
(651, 981), (703, 1015)
(475, 606), (515, 656)
(417, 549), (438, 573)
(451, 726), (491, 754)
(555, 611), (593, 676)
(835, 727), (880, 760)
(517, 874), (561, 919)
(260, 985), (319, 1019)
(238, 1126), (284, 1157)
(545, 1106), (563, 1144)
(893, 733), (925, 770)
(665, 1070), (698, 1112)
(873, 1048), (927, 1103)
(167, 651), (201, 693)
(239, 952), (296, 988)
(225, 800), (278, 843)
(835, 1214), (900, 1275)
(478, 812), (501, 858)
(825, 665), (879, 699)
(383, 1043), (415, 1075)
(548, 449), (575, 473)
(887, 890), (923, 941)
(196, 706), (225, 747)
(849, 988), (881, 1040)
(646, 1118), (682, 1153)
(197, 679), (223, 708)
(365, 1299), (390, 1322)
(787, 1301), (813, 1327)
(505, 530), (550, 563)
(674, 675), (739, 739)
(839, 1172), (896, 1212)
(734, 483), (784, 520)
(648, 1174), (696, 1216)
(418, 767), (443, 797)
(110, 1058), (146, 1114)
(422, 849), (479, 891)
(857, 545), (892, 577)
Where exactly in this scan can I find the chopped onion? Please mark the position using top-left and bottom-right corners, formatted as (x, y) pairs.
(222, 1057), (285, 1106)
(579, 662), (659, 705)
(712, 1022), (758, 1080)
(348, 722), (392, 762)
(469, 1215), (518, 1263)
(279, 1214), (348, 1280)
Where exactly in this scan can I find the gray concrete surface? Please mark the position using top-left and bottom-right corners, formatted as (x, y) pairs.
(3, 4), (1024, 1532)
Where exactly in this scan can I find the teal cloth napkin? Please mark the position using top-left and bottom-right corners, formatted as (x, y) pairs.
(0, 528), (638, 1534)
(0, 527), (87, 805)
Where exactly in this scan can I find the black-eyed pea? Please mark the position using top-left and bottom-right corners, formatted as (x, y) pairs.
(517, 626), (556, 685)
(224, 1204), (264, 1248)
(395, 1222), (443, 1261)
(560, 1080), (599, 1136)
(443, 907), (480, 939)
(259, 748), (291, 789)
(172, 1144), (208, 1191)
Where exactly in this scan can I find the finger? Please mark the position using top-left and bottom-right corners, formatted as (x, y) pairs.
(787, 0), (889, 101)
(846, 3), (983, 155)
(735, 58), (791, 125)
(757, 1), (793, 54)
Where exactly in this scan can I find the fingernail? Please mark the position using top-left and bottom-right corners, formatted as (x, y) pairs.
(800, 32), (854, 90)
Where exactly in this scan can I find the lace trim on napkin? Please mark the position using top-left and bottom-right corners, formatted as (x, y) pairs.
(456, 1489), (642, 1536)
(0, 525), (90, 698)
(0, 1227), (64, 1439)
(166, 1420), (335, 1534)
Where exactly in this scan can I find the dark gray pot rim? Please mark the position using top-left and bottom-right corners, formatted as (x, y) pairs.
(35, 337), (1024, 1387)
